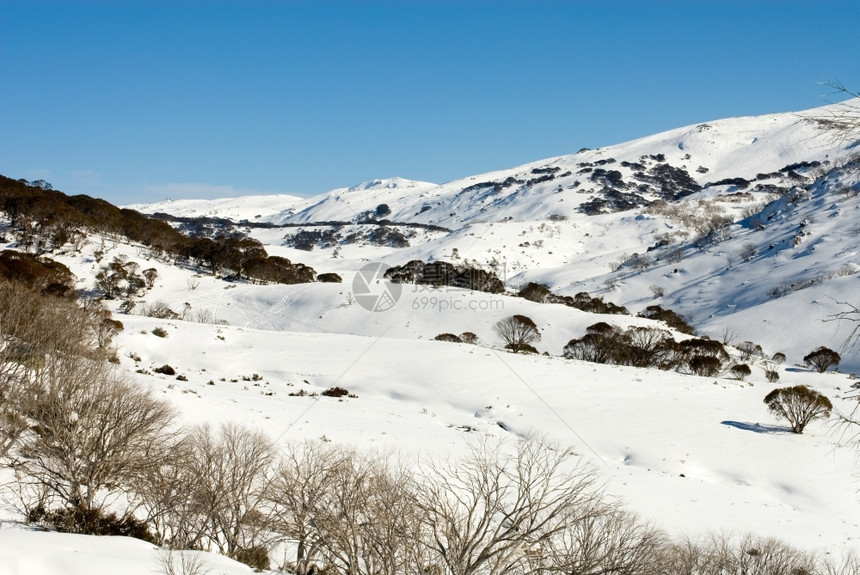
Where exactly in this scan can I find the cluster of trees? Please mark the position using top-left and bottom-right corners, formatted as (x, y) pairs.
(0, 249), (76, 297)
(95, 255), (158, 300)
(495, 307), (840, 382)
(563, 323), (730, 373)
(1, 252), (854, 573)
(384, 260), (505, 293)
(6, 370), (856, 575)
(491, 314), (838, 434)
(518, 282), (629, 315)
(0, 175), (317, 285)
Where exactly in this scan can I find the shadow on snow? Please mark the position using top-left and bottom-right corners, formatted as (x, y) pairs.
(721, 420), (792, 434)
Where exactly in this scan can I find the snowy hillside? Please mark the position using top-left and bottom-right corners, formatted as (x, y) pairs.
(131, 99), (860, 373)
(2, 99), (860, 574)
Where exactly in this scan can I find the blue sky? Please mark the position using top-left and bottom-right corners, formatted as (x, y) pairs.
(1, 1), (858, 205)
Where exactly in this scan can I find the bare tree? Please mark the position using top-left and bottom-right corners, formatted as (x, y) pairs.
(620, 326), (674, 368)
(157, 549), (211, 575)
(11, 358), (178, 515)
(665, 533), (817, 575)
(828, 300), (860, 354)
(312, 450), (424, 575)
(537, 508), (666, 575)
(186, 423), (276, 560)
(809, 81), (860, 145)
(414, 437), (602, 575)
(266, 441), (349, 575)
(494, 315), (541, 353)
(649, 284), (666, 298)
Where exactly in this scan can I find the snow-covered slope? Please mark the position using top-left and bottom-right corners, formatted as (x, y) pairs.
(125, 193), (306, 222)
(3, 99), (860, 574)
(154, 100), (852, 228)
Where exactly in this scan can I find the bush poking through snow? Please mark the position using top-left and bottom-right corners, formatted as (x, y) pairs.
(230, 545), (269, 570)
(152, 327), (169, 338)
(638, 305), (695, 335)
(689, 355), (723, 377)
(764, 385), (833, 433)
(737, 341), (763, 362)
(154, 364), (176, 376)
(803, 346), (841, 373)
(316, 272), (342, 283)
(434, 333), (463, 343)
(144, 300), (179, 319)
(459, 331), (479, 344)
(729, 363), (752, 380)
(321, 386), (353, 398)
(27, 505), (154, 541)
(494, 314), (541, 353)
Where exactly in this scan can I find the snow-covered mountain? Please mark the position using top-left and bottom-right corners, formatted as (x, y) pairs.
(130, 98), (860, 373)
(3, 99), (860, 574)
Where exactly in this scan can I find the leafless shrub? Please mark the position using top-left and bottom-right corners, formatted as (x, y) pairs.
(737, 341), (763, 362)
(720, 326), (738, 346)
(0, 283), (125, 461)
(157, 549), (211, 575)
(414, 436), (605, 575)
(649, 285), (666, 298)
(186, 423), (275, 559)
(665, 247), (684, 263)
(629, 253), (654, 271)
(312, 450), (424, 575)
(266, 441), (347, 575)
(11, 359), (178, 516)
(143, 300), (179, 319)
(807, 81), (860, 144)
(664, 533), (817, 575)
(193, 308), (217, 324)
(736, 242), (758, 261)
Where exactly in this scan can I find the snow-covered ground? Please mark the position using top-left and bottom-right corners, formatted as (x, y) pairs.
(2, 99), (860, 573)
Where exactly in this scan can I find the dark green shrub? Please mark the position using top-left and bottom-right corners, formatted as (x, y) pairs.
(317, 272), (343, 283)
(638, 305), (694, 334)
(517, 282), (552, 303)
(27, 505), (154, 542)
(730, 363), (752, 380)
(434, 333), (463, 343)
(154, 364), (175, 375)
(689, 355), (722, 376)
(231, 545), (270, 570)
(322, 386), (351, 398)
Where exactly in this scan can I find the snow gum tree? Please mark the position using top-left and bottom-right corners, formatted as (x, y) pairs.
(803, 346), (840, 373)
(763, 385), (832, 434)
(494, 315), (541, 353)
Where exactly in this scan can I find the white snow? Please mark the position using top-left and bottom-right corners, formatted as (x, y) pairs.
(2, 98), (859, 573)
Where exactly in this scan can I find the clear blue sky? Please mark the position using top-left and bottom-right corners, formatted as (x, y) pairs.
(2, 1), (858, 205)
